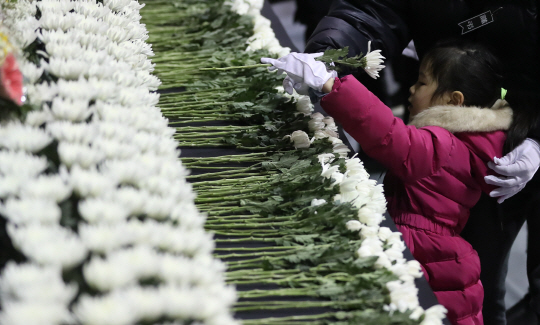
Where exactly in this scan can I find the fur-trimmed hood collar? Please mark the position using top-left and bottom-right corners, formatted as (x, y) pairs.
(408, 99), (513, 133)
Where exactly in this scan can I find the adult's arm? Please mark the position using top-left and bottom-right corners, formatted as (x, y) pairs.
(304, 0), (411, 62)
(320, 75), (453, 182)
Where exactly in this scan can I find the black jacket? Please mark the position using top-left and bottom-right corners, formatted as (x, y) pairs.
(305, 0), (540, 125)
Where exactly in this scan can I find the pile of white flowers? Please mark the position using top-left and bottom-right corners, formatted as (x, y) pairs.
(0, 0), (238, 324)
(276, 91), (446, 322)
(227, 0), (290, 56)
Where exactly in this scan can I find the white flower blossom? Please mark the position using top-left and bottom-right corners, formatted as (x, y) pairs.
(363, 41), (386, 79)
(0, 302), (74, 325)
(1, 198), (61, 225)
(357, 206), (384, 226)
(345, 220), (362, 231)
(289, 130), (311, 149)
(0, 262), (77, 303)
(420, 305), (448, 325)
(0, 151), (48, 178)
(311, 198), (327, 207)
(0, 122), (52, 153)
(385, 280), (420, 313)
(295, 96), (313, 116)
(7, 223), (87, 268)
(57, 142), (106, 168)
(78, 198), (130, 224)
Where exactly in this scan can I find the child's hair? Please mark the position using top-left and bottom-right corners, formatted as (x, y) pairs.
(422, 39), (540, 154)
(422, 39), (503, 108)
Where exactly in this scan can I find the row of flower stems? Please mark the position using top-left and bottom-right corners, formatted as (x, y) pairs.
(141, 1), (398, 324)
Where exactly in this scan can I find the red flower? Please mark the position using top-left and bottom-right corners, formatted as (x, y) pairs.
(0, 53), (23, 105)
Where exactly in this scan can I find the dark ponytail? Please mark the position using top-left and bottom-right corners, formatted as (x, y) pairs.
(503, 89), (540, 154)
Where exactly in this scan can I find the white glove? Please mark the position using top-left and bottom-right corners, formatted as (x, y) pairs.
(485, 138), (540, 203)
(261, 52), (337, 95)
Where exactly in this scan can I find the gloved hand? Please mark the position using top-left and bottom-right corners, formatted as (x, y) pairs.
(485, 138), (540, 203)
(261, 52), (337, 95)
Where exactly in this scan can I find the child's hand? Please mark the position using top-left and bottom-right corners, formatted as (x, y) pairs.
(261, 52), (337, 95)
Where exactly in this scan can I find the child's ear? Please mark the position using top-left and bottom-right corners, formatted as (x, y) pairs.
(449, 91), (465, 106)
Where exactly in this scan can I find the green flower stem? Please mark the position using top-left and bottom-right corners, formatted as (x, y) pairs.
(238, 288), (318, 299)
(189, 172), (262, 180)
(186, 168), (263, 180)
(191, 175), (270, 186)
(233, 299), (367, 312)
(217, 248), (298, 259)
(207, 220), (299, 229)
(195, 193), (267, 203)
(168, 118), (230, 124)
(160, 100), (227, 108)
(215, 245), (299, 252)
(199, 64), (271, 71)
(175, 130), (244, 138)
(214, 237), (279, 243)
(182, 152), (267, 164)
(195, 187), (269, 197)
(176, 125), (254, 132)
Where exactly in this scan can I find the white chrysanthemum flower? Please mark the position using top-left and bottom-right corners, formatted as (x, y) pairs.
(1, 198), (61, 225)
(0, 262), (78, 303)
(170, 202), (206, 229)
(70, 166), (118, 197)
(93, 137), (139, 160)
(420, 305), (447, 325)
(100, 159), (150, 186)
(73, 1), (110, 19)
(313, 129), (339, 140)
(24, 110), (54, 127)
(363, 41), (386, 79)
(385, 280), (420, 313)
(79, 222), (134, 253)
(357, 237), (383, 256)
(58, 142), (106, 168)
(0, 302), (74, 325)
(78, 198), (130, 224)
(0, 151), (48, 177)
(289, 130), (311, 149)
(0, 175), (27, 198)
(308, 119), (325, 132)
(294, 96), (313, 116)
(345, 220), (362, 231)
(378, 226), (394, 241)
(46, 121), (98, 144)
(142, 194), (176, 220)
(106, 187), (147, 215)
(320, 163), (339, 179)
(74, 293), (137, 325)
(54, 78), (97, 102)
(26, 82), (59, 105)
(357, 206), (384, 227)
(47, 57), (90, 80)
(19, 61), (44, 84)
(154, 228), (215, 257)
(359, 225), (379, 239)
(48, 97), (93, 122)
(83, 256), (138, 292)
(7, 223), (87, 268)
(0, 122), (52, 153)
(310, 198), (327, 207)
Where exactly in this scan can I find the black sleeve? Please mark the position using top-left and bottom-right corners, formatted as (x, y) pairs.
(304, 0), (411, 62)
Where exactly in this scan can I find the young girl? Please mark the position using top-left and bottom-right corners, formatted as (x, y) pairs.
(263, 40), (529, 325)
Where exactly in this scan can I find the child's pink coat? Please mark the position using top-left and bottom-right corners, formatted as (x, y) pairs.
(321, 76), (513, 325)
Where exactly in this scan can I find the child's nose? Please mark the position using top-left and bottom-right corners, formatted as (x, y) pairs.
(409, 85), (415, 94)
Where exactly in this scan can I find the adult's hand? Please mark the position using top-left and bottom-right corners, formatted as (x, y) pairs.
(485, 138), (540, 203)
(261, 52), (337, 95)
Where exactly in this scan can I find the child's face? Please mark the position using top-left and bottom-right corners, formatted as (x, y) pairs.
(408, 64), (448, 119)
